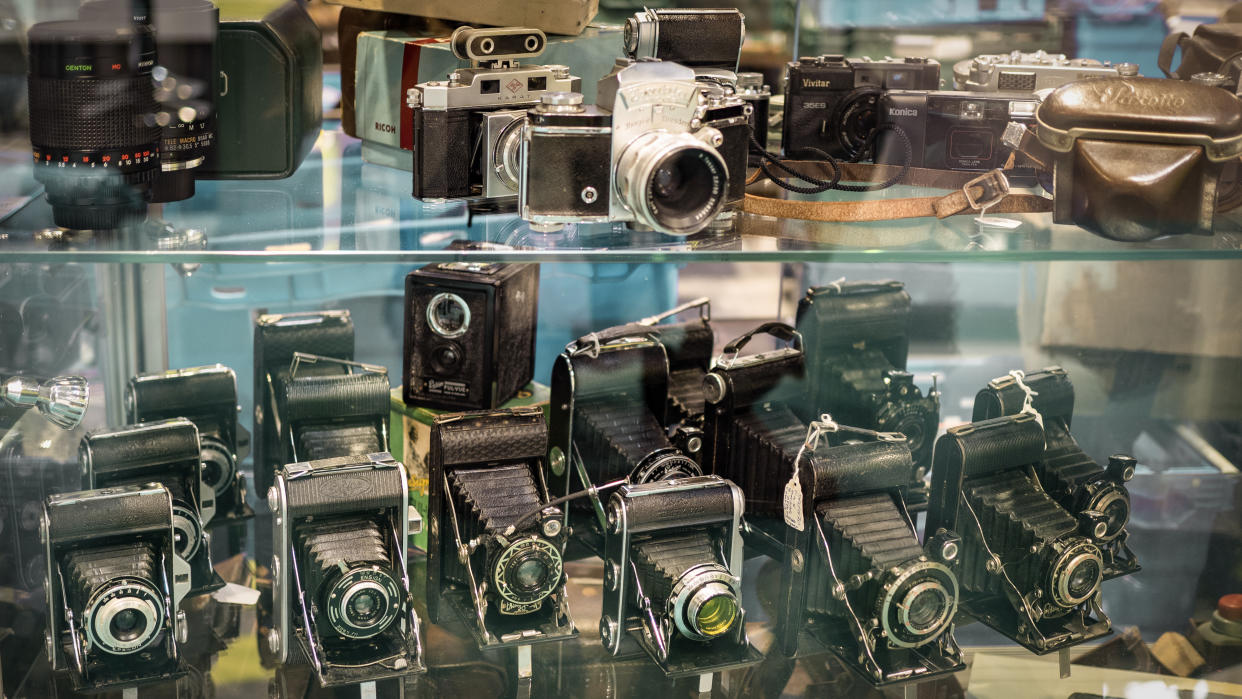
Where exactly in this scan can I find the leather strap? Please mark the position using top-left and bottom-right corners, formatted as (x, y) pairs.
(1159, 31), (1189, 78)
(743, 160), (1053, 223)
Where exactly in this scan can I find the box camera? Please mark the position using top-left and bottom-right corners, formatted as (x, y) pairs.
(926, 413), (1112, 654)
(953, 50), (1138, 93)
(623, 8), (745, 71)
(81, 419), (223, 596)
(403, 258), (539, 411)
(600, 475), (760, 676)
(43, 484), (191, 692)
(875, 90), (1039, 173)
(782, 55), (941, 161)
(520, 58), (749, 236)
(972, 367), (1140, 580)
(795, 281), (939, 503)
(427, 407), (575, 648)
(408, 26), (579, 201)
(127, 364), (254, 525)
(253, 310), (390, 494)
(267, 452), (425, 686)
(548, 328), (702, 553)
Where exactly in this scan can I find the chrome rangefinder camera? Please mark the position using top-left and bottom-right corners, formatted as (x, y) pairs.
(953, 50), (1138, 93)
(409, 26), (578, 201)
(520, 58), (747, 236)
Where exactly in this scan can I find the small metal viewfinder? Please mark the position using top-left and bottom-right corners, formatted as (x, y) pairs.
(450, 26), (546, 66)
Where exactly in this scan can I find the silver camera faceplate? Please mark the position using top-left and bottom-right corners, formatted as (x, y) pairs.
(954, 51), (1135, 93)
(416, 65), (578, 111)
(482, 110), (528, 199)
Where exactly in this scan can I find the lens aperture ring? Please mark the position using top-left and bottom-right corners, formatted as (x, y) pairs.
(86, 578), (164, 655)
(324, 565), (403, 639)
(1048, 539), (1104, 609)
(493, 536), (563, 613)
(876, 559), (958, 648)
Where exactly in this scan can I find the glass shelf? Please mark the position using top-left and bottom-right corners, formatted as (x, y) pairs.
(3, 131), (1242, 264)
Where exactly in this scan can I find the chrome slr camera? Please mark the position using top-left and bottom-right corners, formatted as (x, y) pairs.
(43, 484), (190, 692)
(876, 90), (1040, 173)
(953, 51), (1138, 93)
(520, 58), (749, 236)
(600, 475), (759, 676)
(973, 367), (1140, 579)
(782, 55), (941, 160)
(795, 281), (939, 500)
(701, 322), (963, 684)
(253, 310), (389, 494)
(80, 419), (222, 595)
(927, 413), (1112, 654)
(409, 26), (578, 201)
(427, 407), (575, 648)
(127, 364), (254, 525)
(268, 453), (425, 687)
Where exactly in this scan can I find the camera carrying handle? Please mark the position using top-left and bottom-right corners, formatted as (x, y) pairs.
(720, 321), (801, 360)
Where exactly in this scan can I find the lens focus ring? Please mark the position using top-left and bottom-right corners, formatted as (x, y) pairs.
(87, 579), (164, 655)
(324, 565), (402, 639)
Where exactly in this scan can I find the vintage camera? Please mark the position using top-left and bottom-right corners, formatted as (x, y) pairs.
(635, 298), (715, 434)
(953, 50), (1138, 93)
(548, 328), (702, 553)
(403, 258), (539, 411)
(794, 281), (939, 502)
(736, 72), (773, 158)
(43, 484), (190, 692)
(600, 475), (758, 676)
(409, 26), (579, 201)
(127, 364), (254, 525)
(623, 8), (745, 71)
(972, 367), (1139, 580)
(701, 337), (963, 684)
(926, 413), (1112, 654)
(875, 90), (1039, 174)
(253, 310), (389, 494)
(81, 419), (223, 596)
(427, 407), (575, 649)
(268, 453), (425, 686)
(520, 59), (744, 236)
(781, 55), (941, 161)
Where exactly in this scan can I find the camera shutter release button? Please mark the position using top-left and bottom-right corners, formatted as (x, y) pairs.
(542, 92), (582, 106)
(1220, 594), (1242, 621)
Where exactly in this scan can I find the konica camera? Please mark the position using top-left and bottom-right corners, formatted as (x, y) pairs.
(972, 367), (1140, 580)
(876, 90), (1040, 173)
(953, 50), (1138, 93)
(80, 419), (223, 595)
(548, 327), (703, 554)
(795, 281), (939, 502)
(701, 322), (963, 684)
(781, 55), (941, 160)
(127, 364), (254, 526)
(253, 310), (389, 494)
(926, 413), (1112, 654)
(409, 26), (578, 201)
(43, 484), (191, 692)
(520, 58), (749, 236)
(427, 407), (575, 648)
(403, 256), (539, 411)
(599, 475), (760, 676)
(623, 8), (745, 71)
(267, 453), (425, 687)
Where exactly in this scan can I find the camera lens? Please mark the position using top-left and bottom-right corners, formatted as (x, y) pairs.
(616, 131), (727, 235)
(878, 560), (958, 647)
(88, 580), (164, 654)
(671, 565), (740, 641)
(1049, 540), (1104, 608)
(1067, 559), (1100, 598)
(199, 436), (236, 497)
(427, 292), (470, 338)
(26, 18), (160, 230)
(689, 585), (738, 638)
(109, 607), (148, 641)
(324, 566), (402, 639)
(492, 116), (526, 191)
(170, 502), (203, 560)
(1087, 484), (1130, 541)
(493, 536), (562, 610)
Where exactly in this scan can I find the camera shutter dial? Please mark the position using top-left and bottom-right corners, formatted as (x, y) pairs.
(1047, 540), (1104, 609)
(493, 536), (563, 613)
(324, 565), (402, 639)
(87, 580), (165, 655)
(877, 559), (958, 648)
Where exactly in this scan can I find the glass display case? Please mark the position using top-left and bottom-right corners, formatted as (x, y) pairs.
(2, 1), (1242, 698)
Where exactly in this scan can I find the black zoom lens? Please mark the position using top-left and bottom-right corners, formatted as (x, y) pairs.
(27, 19), (159, 230)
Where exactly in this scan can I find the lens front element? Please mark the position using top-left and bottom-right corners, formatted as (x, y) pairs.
(493, 536), (563, 614)
(878, 560), (959, 648)
(324, 565), (403, 639)
(615, 131), (728, 235)
(88, 579), (164, 654)
(427, 293), (471, 338)
(1048, 539), (1104, 608)
(670, 564), (741, 641)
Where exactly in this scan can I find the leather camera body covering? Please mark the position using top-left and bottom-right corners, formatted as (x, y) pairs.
(1035, 77), (1242, 241)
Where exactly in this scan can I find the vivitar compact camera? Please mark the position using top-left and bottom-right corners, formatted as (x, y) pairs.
(127, 364), (254, 525)
(701, 333), (963, 684)
(953, 51), (1138, 93)
(403, 258), (539, 411)
(253, 310), (389, 494)
(795, 281), (939, 501)
(409, 26), (578, 201)
(600, 475), (760, 676)
(268, 453), (425, 687)
(623, 8), (745, 71)
(876, 90), (1039, 173)
(427, 407), (575, 648)
(927, 413), (1112, 654)
(782, 55), (941, 160)
(548, 327), (702, 553)
(43, 484), (190, 692)
(520, 58), (748, 236)
(973, 367), (1140, 580)
(80, 419), (222, 595)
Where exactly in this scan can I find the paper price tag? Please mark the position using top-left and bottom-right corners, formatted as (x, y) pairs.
(783, 472), (804, 531)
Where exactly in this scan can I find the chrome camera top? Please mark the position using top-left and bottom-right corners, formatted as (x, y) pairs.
(953, 50), (1139, 93)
